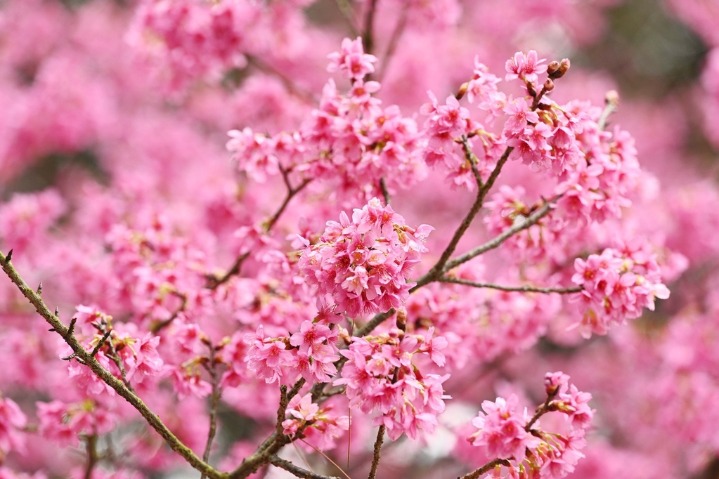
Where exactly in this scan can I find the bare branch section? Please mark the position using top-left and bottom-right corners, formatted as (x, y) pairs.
(411, 146), (514, 292)
(201, 344), (223, 479)
(246, 55), (317, 105)
(269, 455), (341, 479)
(457, 458), (512, 479)
(361, 0), (379, 55)
(598, 90), (619, 131)
(377, 8), (408, 81)
(209, 170), (311, 290)
(442, 196), (559, 273)
(0, 251), (223, 479)
(368, 425), (385, 479)
(439, 276), (582, 295)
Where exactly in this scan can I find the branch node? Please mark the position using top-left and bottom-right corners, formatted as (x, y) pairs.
(67, 317), (77, 338)
(90, 330), (113, 357)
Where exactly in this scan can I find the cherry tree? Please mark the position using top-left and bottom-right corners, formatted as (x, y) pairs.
(0, 1), (717, 479)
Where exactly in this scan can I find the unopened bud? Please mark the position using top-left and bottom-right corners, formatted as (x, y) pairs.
(456, 82), (469, 100)
(605, 89), (619, 107)
(546, 61), (561, 77)
(548, 58), (570, 80)
(542, 79), (554, 93)
(396, 308), (407, 331)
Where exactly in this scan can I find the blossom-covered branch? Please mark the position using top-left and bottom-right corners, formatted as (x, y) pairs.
(0, 251), (223, 479)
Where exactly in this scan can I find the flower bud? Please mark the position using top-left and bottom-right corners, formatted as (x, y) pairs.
(548, 58), (570, 79)
(455, 82), (469, 100)
(396, 308), (407, 331)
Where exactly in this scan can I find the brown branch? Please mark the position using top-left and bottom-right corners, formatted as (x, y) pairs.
(84, 434), (99, 479)
(264, 172), (312, 233)
(410, 146), (513, 293)
(209, 252), (250, 290)
(441, 196), (558, 273)
(457, 458), (512, 479)
(367, 425), (385, 479)
(269, 455), (340, 479)
(334, 0), (359, 36)
(355, 308), (396, 338)
(379, 178), (390, 205)
(0, 251), (223, 479)
(201, 344), (223, 479)
(228, 380), (303, 478)
(150, 291), (188, 334)
(361, 0), (379, 55)
(209, 171), (311, 290)
(438, 277), (582, 295)
(90, 330), (112, 358)
(377, 9), (408, 81)
(458, 135), (484, 189)
(229, 433), (290, 479)
(246, 55), (317, 105)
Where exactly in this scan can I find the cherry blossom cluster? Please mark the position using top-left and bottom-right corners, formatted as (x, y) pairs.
(37, 400), (115, 446)
(281, 393), (350, 450)
(426, 52), (642, 264)
(244, 318), (341, 386)
(572, 245), (670, 337)
(336, 325), (449, 440)
(64, 305), (164, 395)
(129, 0), (257, 87)
(0, 396), (25, 458)
(0, 189), (66, 256)
(298, 197), (432, 317)
(106, 219), (209, 328)
(1, 0), (715, 477)
(228, 38), (427, 201)
(468, 372), (592, 479)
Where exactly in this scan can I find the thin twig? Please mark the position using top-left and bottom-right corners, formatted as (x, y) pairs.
(150, 291), (188, 334)
(264, 173), (312, 233)
(201, 344), (222, 479)
(269, 455), (340, 479)
(457, 458), (512, 479)
(0, 251), (222, 479)
(361, 0), (379, 55)
(334, 0), (359, 36)
(598, 90), (619, 131)
(355, 308), (396, 338)
(367, 425), (385, 479)
(277, 385), (290, 436)
(209, 252), (250, 290)
(209, 172), (311, 290)
(84, 434), (99, 479)
(477, 146), (513, 205)
(246, 55), (317, 105)
(410, 146), (514, 292)
(438, 277), (582, 295)
(379, 178), (390, 205)
(442, 196), (559, 273)
(458, 135), (484, 189)
(228, 380), (303, 478)
(229, 433), (290, 479)
(377, 9), (408, 81)
(525, 387), (558, 431)
(90, 330), (112, 357)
